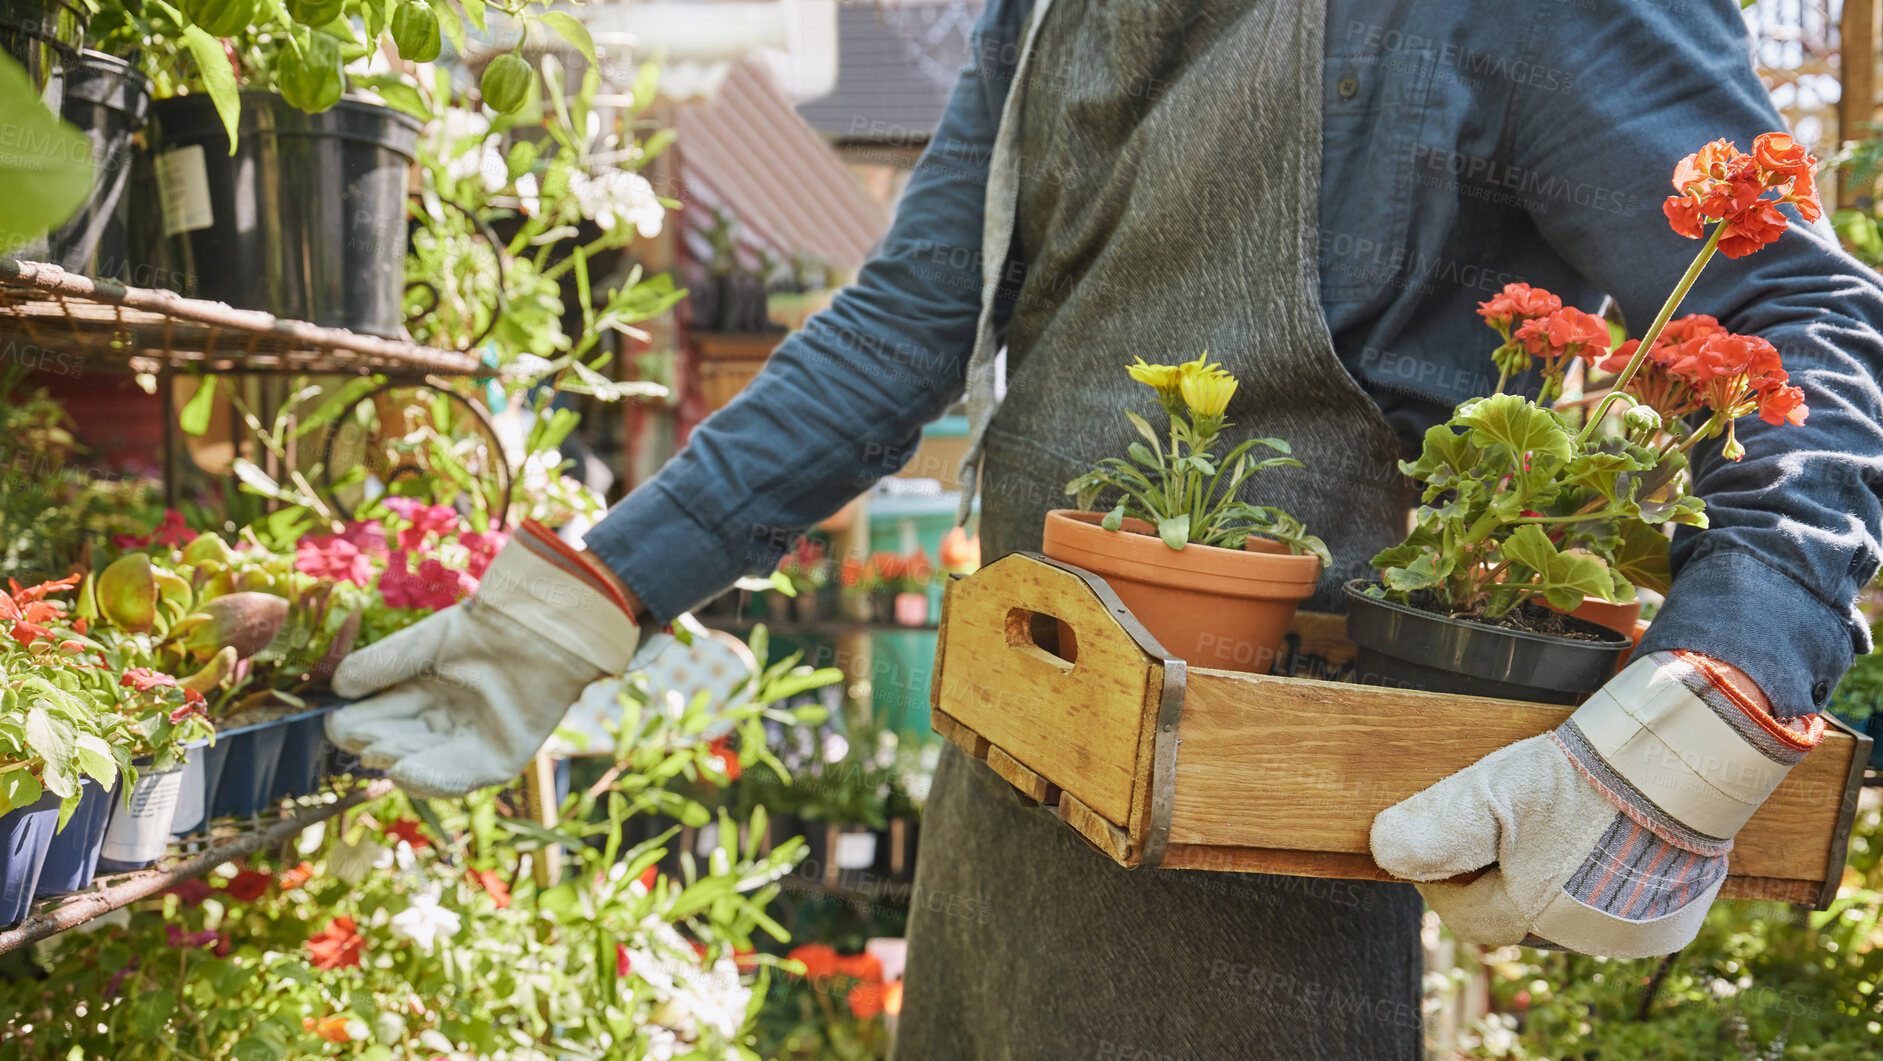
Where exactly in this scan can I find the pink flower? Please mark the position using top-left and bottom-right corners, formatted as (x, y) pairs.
(384, 498), (461, 550)
(458, 531), (508, 580)
(379, 552), (474, 612)
(296, 535), (375, 586)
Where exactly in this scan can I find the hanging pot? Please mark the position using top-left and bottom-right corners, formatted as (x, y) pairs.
(138, 92), (420, 335)
(1343, 581), (1631, 705)
(34, 777), (111, 897)
(47, 49), (150, 277)
(1041, 509), (1320, 673)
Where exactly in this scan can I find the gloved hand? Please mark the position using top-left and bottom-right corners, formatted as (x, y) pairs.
(325, 519), (641, 797)
(1371, 650), (1823, 959)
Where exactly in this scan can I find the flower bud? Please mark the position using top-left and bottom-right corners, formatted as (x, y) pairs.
(1622, 405), (1662, 434)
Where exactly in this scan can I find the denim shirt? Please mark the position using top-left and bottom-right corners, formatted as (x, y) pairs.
(587, 0), (1883, 719)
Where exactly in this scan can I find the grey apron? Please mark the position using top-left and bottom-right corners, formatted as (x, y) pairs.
(897, 1), (1426, 1058)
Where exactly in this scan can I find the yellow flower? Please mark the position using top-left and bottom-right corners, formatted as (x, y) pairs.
(1177, 351), (1224, 382)
(1180, 370), (1237, 418)
(1126, 358), (1182, 393)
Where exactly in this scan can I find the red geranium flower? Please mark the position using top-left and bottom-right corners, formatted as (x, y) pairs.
(706, 735), (741, 782)
(834, 952), (884, 982)
(222, 868), (272, 902)
(788, 943), (840, 979)
(847, 981), (885, 1020)
(466, 867), (511, 909)
(307, 916), (367, 970)
(615, 942), (632, 977)
(1664, 135), (1820, 257)
(382, 819), (431, 849)
(1476, 282), (1563, 335)
(279, 861), (315, 891)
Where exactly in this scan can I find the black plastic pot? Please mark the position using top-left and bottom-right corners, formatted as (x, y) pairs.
(47, 50), (150, 278)
(1343, 581), (1631, 705)
(139, 93), (420, 336)
(0, 0), (84, 104)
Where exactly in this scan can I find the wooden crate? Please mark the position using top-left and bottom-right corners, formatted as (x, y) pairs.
(929, 553), (1873, 909)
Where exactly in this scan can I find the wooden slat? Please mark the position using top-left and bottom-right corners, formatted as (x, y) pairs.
(988, 745), (1061, 805)
(931, 554), (1157, 826)
(1170, 667), (1858, 887)
(1057, 790), (1135, 865)
(931, 708), (990, 759)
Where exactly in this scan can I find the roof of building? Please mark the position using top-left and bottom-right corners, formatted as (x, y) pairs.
(676, 58), (888, 270)
(796, 0), (983, 143)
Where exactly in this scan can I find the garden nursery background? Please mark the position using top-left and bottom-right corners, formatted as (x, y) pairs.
(0, 0), (1881, 1058)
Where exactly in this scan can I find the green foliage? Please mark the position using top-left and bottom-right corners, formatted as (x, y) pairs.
(0, 54), (94, 252)
(0, 639), (839, 1060)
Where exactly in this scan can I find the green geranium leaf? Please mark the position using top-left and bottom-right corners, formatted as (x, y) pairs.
(1610, 518), (1673, 595)
(1457, 393), (1573, 467)
(1502, 524), (1616, 611)
(1402, 424), (1482, 490)
(0, 54), (94, 250)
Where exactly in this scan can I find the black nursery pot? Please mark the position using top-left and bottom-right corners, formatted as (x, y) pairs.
(138, 93), (420, 336)
(0, 0), (85, 104)
(1343, 581), (1631, 706)
(48, 50), (151, 278)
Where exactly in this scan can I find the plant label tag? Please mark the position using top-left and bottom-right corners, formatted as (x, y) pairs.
(834, 831), (877, 869)
(156, 146), (214, 237)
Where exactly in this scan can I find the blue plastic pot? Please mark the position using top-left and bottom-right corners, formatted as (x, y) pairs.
(204, 717), (293, 820)
(270, 704), (340, 801)
(0, 787), (65, 925)
(35, 778), (111, 897)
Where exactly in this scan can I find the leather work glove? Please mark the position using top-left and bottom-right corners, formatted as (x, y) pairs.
(326, 520), (642, 798)
(1371, 650), (1823, 959)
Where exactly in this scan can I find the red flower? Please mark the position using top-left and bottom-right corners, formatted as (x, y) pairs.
(1476, 282), (1562, 334)
(165, 877), (213, 906)
(788, 943), (840, 979)
(847, 981), (885, 1020)
(466, 867), (511, 909)
(834, 952), (884, 982)
(1516, 306), (1610, 362)
(1759, 382), (1809, 426)
(10, 620), (50, 647)
(382, 819), (431, 849)
(307, 916), (367, 970)
(458, 531), (508, 580)
(165, 925), (220, 950)
(637, 865), (658, 891)
(706, 735), (742, 782)
(1664, 134), (1819, 252)
(295, 534), (375, 586)
(305, 1015), (353, 1043)
(615, 942), (632, 977)
(168, 689), (207, 726)
(279, 861), (315, 891)
(1717, 199), (1790, 259)
(884, 980), (904, 1016)
(122, 667), (179, 692)
(222, 868), (272, 902)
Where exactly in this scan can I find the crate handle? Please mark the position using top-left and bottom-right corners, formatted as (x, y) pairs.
(1004, 607), (1077, 672)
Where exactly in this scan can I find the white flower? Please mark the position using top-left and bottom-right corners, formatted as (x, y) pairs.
(569, 169), (665, 237)
(389, 894), (463, 954)
(329, 836), (389, 884)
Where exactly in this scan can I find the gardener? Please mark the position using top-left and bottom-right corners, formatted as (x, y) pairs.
(329, 0), (1883, 1056)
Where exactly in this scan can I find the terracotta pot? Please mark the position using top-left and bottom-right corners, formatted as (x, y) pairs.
(1040, 510), (1320, 673)
(1557, 596), (1642, 640)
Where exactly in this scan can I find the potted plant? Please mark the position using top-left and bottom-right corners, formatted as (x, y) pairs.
(890, 548), (932, 627)
(1052, 355), (1330, 672)
(838, 554), (880, 624)
(46, 47), (150, 278)
(1351, 133), (1819, 704)
(776, 538), (829, 623)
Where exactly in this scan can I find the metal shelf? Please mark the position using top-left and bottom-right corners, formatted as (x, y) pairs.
(0, 259), (482, 377)
(0, 778), (393, 956)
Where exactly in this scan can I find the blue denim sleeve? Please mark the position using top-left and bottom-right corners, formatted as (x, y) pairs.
(1507, 1), (1883, 716)
(582, 1), (1024, 624)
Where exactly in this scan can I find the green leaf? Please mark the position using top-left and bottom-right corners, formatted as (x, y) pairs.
(630, 59), (660, 112)
(1456, 393), (1572, 467)
(0, 54), (94, 249)
(73, 733), (117, 785)
(1400, 424), (1482, 491)
(1609, 518), (1672, 596)
(1100, 503), (1125, 531)
(427, 0), (466, 53)
(640, 127), (677, 163)
(292, 375), (383, 438)
(1501, 524), (1617, 611)
(373, 80), (431, 122)
(538, 11), (594, 62)
(0, 771), (40, 816)
(458, 0), (487, 32)
(230, 1036), (282, 1061)
(1380, 549), (1453, 593)
(1157, 514), (1189, 549)
(231, 459), (292, 501)
(1127, 442), (1157, 468)
(180, 26), (242, 151)
(180, 374), (218, 436)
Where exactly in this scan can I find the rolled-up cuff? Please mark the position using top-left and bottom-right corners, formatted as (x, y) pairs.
(1635, 549), (1855, 719)
(581, 483), (749, 626)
